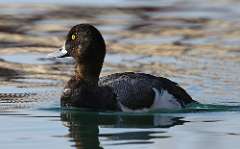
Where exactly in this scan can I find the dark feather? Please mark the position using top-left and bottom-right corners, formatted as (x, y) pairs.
(99, 72), (195, 110)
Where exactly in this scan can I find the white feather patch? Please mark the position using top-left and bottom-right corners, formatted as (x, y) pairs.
(151, 88), (181, 110)
(60, 44), (68, 55)
(119, 88), (182, 112)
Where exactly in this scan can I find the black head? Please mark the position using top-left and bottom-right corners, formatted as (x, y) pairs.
(64, 24), (106, 62)
(48, 24), (106, 82)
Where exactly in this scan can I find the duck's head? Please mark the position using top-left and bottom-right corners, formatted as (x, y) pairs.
(48, 24), (106, 83)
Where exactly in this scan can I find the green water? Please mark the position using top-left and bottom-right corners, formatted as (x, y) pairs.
(1, 102), (240, 149)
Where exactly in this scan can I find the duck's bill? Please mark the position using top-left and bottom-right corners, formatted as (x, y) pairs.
(47, 46), (70, 58)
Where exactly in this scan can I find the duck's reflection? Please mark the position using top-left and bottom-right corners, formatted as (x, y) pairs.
(61, 110), (186, 149)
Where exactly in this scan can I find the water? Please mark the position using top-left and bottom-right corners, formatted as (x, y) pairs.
(0, 0), (240, 149)
(1, 105), (240, 149)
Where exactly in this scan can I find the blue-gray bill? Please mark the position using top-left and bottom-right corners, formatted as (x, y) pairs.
(47, 45), (69, 58)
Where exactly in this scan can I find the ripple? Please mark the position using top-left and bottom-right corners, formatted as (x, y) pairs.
(0, 53), (54, 64)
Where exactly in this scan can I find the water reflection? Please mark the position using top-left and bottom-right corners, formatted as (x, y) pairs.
(61, 110), (186, 149)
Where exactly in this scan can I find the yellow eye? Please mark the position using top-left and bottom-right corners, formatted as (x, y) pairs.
(71, 34), (76, 40)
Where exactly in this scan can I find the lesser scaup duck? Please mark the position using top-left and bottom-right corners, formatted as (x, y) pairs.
(48, 24), (197, 111)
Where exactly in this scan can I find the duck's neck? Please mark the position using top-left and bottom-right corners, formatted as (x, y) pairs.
(74, 62), (102, 86)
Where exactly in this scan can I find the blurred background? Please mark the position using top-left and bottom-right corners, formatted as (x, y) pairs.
(0, 0), (240, 149)
(0, 0), (239, 103)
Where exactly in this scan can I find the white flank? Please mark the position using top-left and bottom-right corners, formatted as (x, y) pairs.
(151, 88), (181, 110)
(119, 88), (181, 112)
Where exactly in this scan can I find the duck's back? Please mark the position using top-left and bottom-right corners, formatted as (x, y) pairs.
(99, 72), (195, 111)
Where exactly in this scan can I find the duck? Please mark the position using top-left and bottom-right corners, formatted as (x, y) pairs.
(48, 24), (197, 112)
